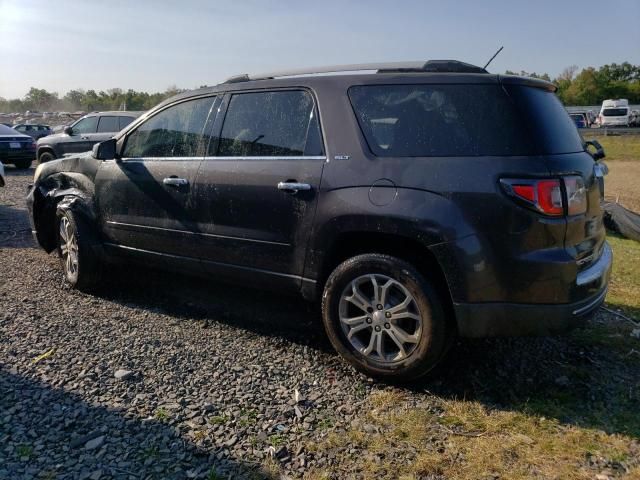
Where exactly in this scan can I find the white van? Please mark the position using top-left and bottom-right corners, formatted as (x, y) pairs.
(598, 99), (630, 127)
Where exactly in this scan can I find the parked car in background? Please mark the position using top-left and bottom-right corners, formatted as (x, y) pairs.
(13, 124), (53, 140)
(0, 124), (36, 169)
(598, 99), (631, 127)
(0, 161), (5, 186)
(27, 60), (612, 380)
(570, 113), (588, 128)
(630, 109), (640, 127)
(36, 111), (143, 163)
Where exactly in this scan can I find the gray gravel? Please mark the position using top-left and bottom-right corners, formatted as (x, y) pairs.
(0, 165), (375, 478)
(1, 165), (639, 479)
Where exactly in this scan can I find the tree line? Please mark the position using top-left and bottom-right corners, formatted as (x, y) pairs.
(507, 62), (640, 105)
(1, 62), (639, 113)
(0, 86), (189, 114)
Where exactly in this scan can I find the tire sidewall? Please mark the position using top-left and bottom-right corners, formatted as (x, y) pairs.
(322, 254), (448, 381)
(39, 152), (55, 164)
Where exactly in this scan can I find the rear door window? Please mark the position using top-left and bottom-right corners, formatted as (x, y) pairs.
(122, 97), (214, 158)
(96, 116), (119, 133)
(349, 84), (582, 157)
(216, 90), (323, 157)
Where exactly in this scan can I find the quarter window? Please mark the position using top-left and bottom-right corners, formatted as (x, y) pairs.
(216, 90), (322, 157)
(122, 97), (214, 158)
(96, 116), (119, 133)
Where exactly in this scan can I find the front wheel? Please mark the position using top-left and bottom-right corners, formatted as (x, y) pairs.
(322, 254), (451, 382)
(56, 210), (101, 290)
(38, 151), (55, 164)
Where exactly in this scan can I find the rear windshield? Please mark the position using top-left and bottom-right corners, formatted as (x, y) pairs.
(348, 84), (584, 157)
(0, 124), (19, 135)
(602, 108), (628, 117)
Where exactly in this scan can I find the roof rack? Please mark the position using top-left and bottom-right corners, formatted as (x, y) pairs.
(223, 60), (488, 84)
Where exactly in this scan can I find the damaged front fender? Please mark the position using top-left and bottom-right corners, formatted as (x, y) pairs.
(28, 170), (99, 253)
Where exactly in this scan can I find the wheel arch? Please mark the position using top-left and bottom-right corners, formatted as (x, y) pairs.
(309, 230), (456, 331)
(31, 173), (99, 253)
(37, 145), (56, 161)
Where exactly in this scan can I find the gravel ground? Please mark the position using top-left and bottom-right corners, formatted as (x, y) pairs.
(0, 166), (374, 479)
(1, 165), (639, 479)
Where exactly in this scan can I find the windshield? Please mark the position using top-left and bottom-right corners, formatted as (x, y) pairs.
(602, 108), (628, 117)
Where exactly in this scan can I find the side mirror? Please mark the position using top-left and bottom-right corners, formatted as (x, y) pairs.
(585, 139), (605, 161)
(92, 138), (117, 160)
(63, 126), (73, 135)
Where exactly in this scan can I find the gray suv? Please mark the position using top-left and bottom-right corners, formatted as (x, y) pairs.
(27, 61), (611, 381)
(36, 111), (142, 163)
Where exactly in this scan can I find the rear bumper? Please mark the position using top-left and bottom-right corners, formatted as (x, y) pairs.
(455, 242), (612, 337)
(1, 151), (35, 164)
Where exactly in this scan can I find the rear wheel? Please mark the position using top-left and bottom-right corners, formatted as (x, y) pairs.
(56, 209), (101, 290)
(14, 158), (32, 169)
(38, 151), (55, 164)
(322, 254), (451, 382)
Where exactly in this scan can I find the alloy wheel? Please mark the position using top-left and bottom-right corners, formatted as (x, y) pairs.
(338, 274), (422, 363)
(59, 216), (79, 277)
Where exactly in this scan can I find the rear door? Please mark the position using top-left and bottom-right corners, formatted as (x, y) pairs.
(191, 89), (326, 289)
(95, 96), (217, 265)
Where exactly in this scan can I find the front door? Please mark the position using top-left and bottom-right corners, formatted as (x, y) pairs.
(192, 90), (326, 289)
(95, 96), (217, 266)
(63, 116), (99, 154)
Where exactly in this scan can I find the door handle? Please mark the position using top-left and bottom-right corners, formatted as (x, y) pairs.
(277, 181), (311, 194)
(163, 177), (189, 187)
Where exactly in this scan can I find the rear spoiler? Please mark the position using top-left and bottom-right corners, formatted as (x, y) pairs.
(498, 75), (557, 92)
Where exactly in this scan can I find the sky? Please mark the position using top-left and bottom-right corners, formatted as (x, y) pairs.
(0, 0), (639, 99)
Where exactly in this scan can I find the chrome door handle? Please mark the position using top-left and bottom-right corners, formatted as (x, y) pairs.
(163, 177), (189, 186)
(277, 182), (311, 193)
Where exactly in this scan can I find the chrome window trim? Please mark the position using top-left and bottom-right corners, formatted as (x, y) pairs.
(204, 156), (326, 161)
(115, 156), (326, 162)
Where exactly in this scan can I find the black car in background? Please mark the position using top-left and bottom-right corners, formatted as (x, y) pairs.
(570, 113), (588, 128)
(36, 111), (142, 163)
(27, 61), (612, 380)
(13, 124), (53, 140)
(0, 124), (36, 169)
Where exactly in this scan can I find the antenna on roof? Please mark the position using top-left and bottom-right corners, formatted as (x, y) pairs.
(483, 46), (504, 70)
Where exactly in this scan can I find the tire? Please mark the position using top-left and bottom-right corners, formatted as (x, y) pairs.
(322, 254), (451, 382)
(38, 151), (56, 164)
(56, 209), (102, 290)
(14, 158), (32, 169)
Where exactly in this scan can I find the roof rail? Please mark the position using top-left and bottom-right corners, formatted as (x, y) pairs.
(223, 60), (487, 84)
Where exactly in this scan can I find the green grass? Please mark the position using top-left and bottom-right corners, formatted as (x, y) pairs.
(607, 234), (640, 319)
(583, 132), (640, 161)
(207, 414), (229, 425)
(16, 444), (33, 460)
(154, 407), (169, 421)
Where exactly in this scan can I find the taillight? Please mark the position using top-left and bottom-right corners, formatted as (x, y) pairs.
(564, 175), (587, 215)
(501, 177), (585, 217)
